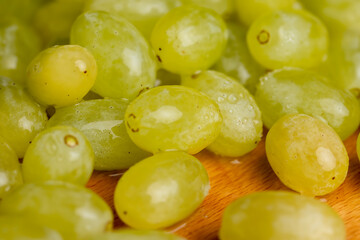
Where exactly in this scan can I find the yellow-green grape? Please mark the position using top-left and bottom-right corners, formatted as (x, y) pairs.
(0, 215), (62, 240)
(220, 191), (346, 240)
(0, 77), (47, 158)
(182, 70), (262, 157)
(0, 181), (113, 239)
(125, 85), (222, 154)
(26, 45), (97, 108)
(151, 5), (228, 75)
(235, 0), (295, 26)
(33, 0), (85, 46)
(155, 69), (181, 86)
(247, 10), (328, 70)
(0, 136), (22, 199)
(47, 99), (150, 171)
(212, 21), (265, 94)
(301, 0), (360, 34)
(0, 0), (47, 22)
(89, 229), (186, 240)
(22, 126), (94, 185)
(84, 0), (182, 39)
(255, 68), (360, 140)
(0, 18), (41, 85)
(182, 0), (234, 18)
(266, 114), (349, 196)
(71, 11), (157, 100)
(114, 151), (210, 229)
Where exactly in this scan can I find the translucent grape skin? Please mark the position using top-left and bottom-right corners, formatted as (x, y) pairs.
(47, 99), (151, 171)
(89, 229), (186, 240)
(22, 126), (94, 185)
(26, 45), (97, 108)
(266, 114), (349, 196)
(0, 77), (48, 158)
(212, 21), (265, 94)
(124, 85), (222, 154)
(0, 18), (41, 85)
(70, 11), (157, 100)
(0, 136), (22, 199)
(255, 67), (360, 140)
(182, 0), (234, 18)
(84, 0), (182, 39)
(235, 0), (296, 26)
(182, 70), (263, 157)
(0, 215), (63, 240)
(0, 181), (113, 240)
(220, 191), (346, 240)
(247, 10), (328, 70)
(151, 5), (228, 75)
(114, 151), (210, 229)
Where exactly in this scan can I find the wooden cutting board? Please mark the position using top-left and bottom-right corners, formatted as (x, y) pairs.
(87, 128), (360, 240)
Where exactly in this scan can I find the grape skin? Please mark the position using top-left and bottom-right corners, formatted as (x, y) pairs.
(89, 229), (185, 240)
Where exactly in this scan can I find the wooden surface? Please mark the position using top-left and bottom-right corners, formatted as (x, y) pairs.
(87, 128), (360, 240)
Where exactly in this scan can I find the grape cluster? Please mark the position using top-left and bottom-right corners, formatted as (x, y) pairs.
(0, 0), (359, 239)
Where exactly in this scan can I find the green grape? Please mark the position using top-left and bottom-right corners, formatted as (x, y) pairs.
(22, 126), (94, 185)
(266, 114), (349, 196)
(0, 215), (62, 240)
(114, 151), (210, 229)
(0, 0), (47, 22)
(182, 0), (234, 18)
(182, 70), (262, 157)
(47, 99), (150, 171)
(247, 10), (328, 70)
(301, 0), (360, 34)
(33, 0), (86, 46)
(124, 85), (222, 154)
(318, 29), (360, 91)
(89, 229), (185, 240)
(0, 136), (22, 199)
(70, 11), (157, 100)
(155, 69), (181, 86)
(212, 21), (265, 94)
(26, 45), (97, 108)
(235, 0), (296, 26)
(255, 68), (360, 140)
(0, 181), (113, 239)
(0, 77), (48, 158)
(84, 0), (182, 39)
(220, 191), (346, 240)
(151, 5), (228, 75)
(0, 18), (42, 85)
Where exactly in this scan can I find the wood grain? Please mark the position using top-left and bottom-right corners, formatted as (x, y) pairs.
(87, 128), (360, 240)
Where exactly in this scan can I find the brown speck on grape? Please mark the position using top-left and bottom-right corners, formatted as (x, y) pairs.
(129, 113), (136, 119)
(257, 30), (270, 44)
(123, 211), (127, 215)
(159, 48), (162, 51)
(332, 177), (335, 180)
(64, 135), (78, 148)
(138, 87), (150, 96)
(191, 73), (199, 79)
(156, 55), (162, 63)
(126, 121), (139, 133)
(84, 70), (87, 73)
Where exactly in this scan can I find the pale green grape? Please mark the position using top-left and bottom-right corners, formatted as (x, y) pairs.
(47, 99), (150, 170)
(212, 21), (265, 94)
(151, 5), (228, 75)
(114, 151), (210, 229)
(22, 126), (94, 185)
(155, 69), (181, 86)
(0, 215), (62, 240)
(89, 229), (185, 240)
(0, 77), (48, 158)
(0, 0), (47, 22)
(70, 11), (157, 100)
(301, 0), (360, 34)
(247, 10), (328, 69)
(235, 0), (296, 26)
(84, 0), (182, 39)
(0, 181), (113, 239)
(0, 136), (22, 199)
(182, 0), (234, 17)
(255, 68), (360, 140)
(266, 114), (348, 196)
(182, 70), (262, 157)
(125, 85), (222, 154)
(33, 0), (85, 46)
(0, 18), (41, 85)
(220, 191), (346, 240)
(26, 45), (97, 108)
